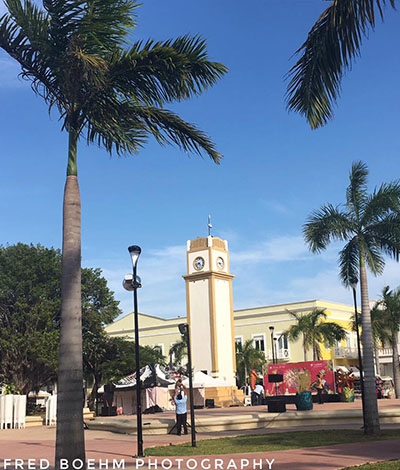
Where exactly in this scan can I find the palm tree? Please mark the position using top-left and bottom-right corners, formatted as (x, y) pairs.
(304, 161), (400, 435)
(285, 308), (347, 361)
(0, 1), (226, 464)
(235, 339), (266, 387)
(351, 305), (389, 376)
(286, 0), (397, 129)
(373, 286), (400, 397)
(169, 335), (187, 371)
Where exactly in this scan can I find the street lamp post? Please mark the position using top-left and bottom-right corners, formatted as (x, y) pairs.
(123, 245), (143, 457)
(269, 326), (275, 364)
(351, 281), (366, 429)
(178, 323), (196, 447)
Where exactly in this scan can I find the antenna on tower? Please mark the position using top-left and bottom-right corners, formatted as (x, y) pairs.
(208, 214), (213, 237)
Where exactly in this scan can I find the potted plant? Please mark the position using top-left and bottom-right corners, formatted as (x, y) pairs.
(293, 369), (313, 410)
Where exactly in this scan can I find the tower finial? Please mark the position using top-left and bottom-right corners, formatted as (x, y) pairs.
(208, 214), (213, 237)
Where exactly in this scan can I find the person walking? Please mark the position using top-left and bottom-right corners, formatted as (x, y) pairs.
(174, 389), (188, 436)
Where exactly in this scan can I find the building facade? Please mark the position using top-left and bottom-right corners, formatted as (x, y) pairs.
(105, 298), (362, 370)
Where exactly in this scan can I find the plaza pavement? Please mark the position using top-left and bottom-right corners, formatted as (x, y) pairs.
(0, 401), (399, 469)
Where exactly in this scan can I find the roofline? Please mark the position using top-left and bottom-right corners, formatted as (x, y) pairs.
(111, 299), (353, 324)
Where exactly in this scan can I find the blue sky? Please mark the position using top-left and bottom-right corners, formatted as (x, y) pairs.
(1, 1), (399, 318)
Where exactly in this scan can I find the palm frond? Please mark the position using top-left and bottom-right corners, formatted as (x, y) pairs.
(130, 106), (223, 163)
(76, 0), (138, 54)
(365, 214), (400, 261)
(362, 234), (386, 275)
(339, 237), (359, 286)
(318, 321), (347, 346)
(304, 204), (353, 253)
(362, 181), (400, 225)
(0, 2), (63, 108)
(346, 161), (368, 216)
(286, 0), (396, 129)
(110, 35), (228, 107)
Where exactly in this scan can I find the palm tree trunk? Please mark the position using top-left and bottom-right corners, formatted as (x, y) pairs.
(359, 257), (380, 435)
(391, 336), (400, 398)
(303, 335), (308, 362)
(374, 344), (381, 376)
(55, 128), (85, 467)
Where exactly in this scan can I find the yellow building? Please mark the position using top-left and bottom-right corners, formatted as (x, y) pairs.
(105, 298), (359, 369)
(106, 235), (360, 373)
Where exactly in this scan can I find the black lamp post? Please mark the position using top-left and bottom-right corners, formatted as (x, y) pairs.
(350, 280), (366, 429)
(269, 326), (275, 364)
(178, 323), (196, 447)
(123, 245), (143, 457)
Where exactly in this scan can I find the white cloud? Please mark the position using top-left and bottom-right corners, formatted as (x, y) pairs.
(91, 244), (187, 320)
(231, 235), (310, 264)
(89, 234), (400, 323)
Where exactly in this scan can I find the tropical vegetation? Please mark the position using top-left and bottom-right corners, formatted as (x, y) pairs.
(286, 0), (397, 129)
(235, 339), (266, 387)
(371, 286), (400, 397)
(285, 308), (347, 361)
(0, 243), (165, 408)
(303, 161), (400, 435)
(168, 334), (188, 374)
(0, 0), (226, 464)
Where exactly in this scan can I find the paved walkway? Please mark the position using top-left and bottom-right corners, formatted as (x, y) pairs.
(0, 401), (399, 469)
(1, 425), (400, 469)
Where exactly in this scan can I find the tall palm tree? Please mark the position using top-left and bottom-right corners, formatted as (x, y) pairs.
(351, 305), (389, 376)
(304, 161), (400, 435)
(373, 286), (400, 397)
(235, 339), (266, 387)
(286, 0), (397, 129)
(285, 308), (347, 361)
(0, 1), (227, 465)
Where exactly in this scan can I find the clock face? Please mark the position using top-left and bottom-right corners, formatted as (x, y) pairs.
(193, 256), (205, 271)
(217, 256), (225, 270)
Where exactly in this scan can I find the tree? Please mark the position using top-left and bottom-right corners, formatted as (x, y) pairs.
(0, 244), (60, 394)
(235, 340), (266, 388)
(303, 161), (400, 435)
(351, 305), (389, 376)
(0, 1), (226, 464)
(168, 334), (187, 371)
(0, 243), (123, 395)
(84, 334), (165, 413)
(285, 308), (347, 361)
(286, 0), (397, 129)
(372, 286), (400, 397)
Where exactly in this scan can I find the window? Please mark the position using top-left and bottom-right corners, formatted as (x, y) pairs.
(276, 333), (290, 359)
(253, 335), (265, 352)
(277, 334), (288, 351)
(235, 336), (243, 347)
(153, 344), (164, 355)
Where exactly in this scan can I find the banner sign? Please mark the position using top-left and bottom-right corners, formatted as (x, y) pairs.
(264, 360), (335, 395)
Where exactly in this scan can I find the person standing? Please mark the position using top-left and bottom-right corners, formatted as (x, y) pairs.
(254, 381), (264, 406)
(315, 374), (324, 404)
(174, 389), (188, 436)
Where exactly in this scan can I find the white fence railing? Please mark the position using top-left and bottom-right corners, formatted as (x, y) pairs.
(334, 347), (358, 358)
(267, 349), (290, 360)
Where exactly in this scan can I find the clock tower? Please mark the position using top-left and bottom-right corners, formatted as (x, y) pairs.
(183, 236), (236, 386)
